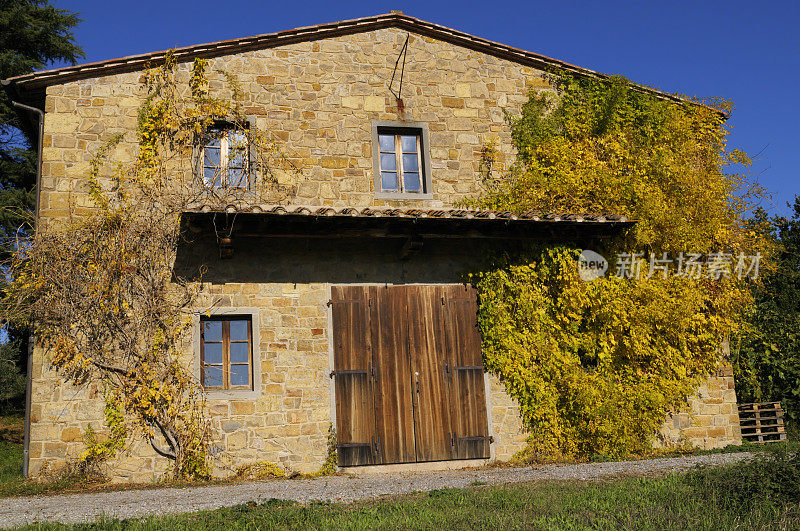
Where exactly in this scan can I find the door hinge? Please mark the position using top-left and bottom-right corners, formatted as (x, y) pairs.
(457, 435), (493, 443)
(329, 369), (368, 378)
(454, 365), (485, 371)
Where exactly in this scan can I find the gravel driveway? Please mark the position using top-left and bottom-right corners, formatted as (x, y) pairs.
(0, 452), (751, 527)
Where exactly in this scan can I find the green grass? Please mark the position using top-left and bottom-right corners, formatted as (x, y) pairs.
(21, 470), (798, 530)
(0, 415), (28, 496)
(16, 448), (800, 530)
(0, 440), (23, 486)
(0, 440), (105, 498)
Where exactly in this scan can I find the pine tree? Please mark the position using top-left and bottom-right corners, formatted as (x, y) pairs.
(0, 0), (84, 413)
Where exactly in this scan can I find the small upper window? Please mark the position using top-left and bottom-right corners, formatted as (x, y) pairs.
(200, 317), (253, 390)
(378, 130), (424, 194)
(200, 124), (250, 189)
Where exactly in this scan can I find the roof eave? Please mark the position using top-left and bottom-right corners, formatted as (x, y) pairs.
(1, 12), (725, 118)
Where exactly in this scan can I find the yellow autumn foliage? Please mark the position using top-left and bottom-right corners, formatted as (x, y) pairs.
(471, 75), (772, 460)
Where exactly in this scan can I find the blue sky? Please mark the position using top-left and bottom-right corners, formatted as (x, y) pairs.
(52, 0), (799, 216)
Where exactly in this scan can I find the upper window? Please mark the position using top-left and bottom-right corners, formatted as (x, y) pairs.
(378, 131), (424, 193)
(372, 122), (431, 198)
(200, 123), (250, 189)
(200, 317), (253, 390)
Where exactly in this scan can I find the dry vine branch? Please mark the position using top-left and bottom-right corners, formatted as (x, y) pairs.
(1, 55), (302, 478)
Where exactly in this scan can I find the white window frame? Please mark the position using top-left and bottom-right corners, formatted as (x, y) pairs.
(197, 120), (252, 190)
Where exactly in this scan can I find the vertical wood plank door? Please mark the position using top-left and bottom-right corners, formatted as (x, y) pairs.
(331, 284), (489, 466)
(444, 285), (491, 460)
(330, 286), (376, 466)
(407, 285), (454, 462)
(370, 286), (416, 464)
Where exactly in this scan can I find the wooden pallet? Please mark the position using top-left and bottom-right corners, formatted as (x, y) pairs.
(738, 401), (787, 443)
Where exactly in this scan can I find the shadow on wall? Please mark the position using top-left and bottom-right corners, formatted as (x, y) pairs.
(174, 234), (524, 285)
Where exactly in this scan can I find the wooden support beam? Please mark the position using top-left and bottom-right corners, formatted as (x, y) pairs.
(400, 235), (424, 260)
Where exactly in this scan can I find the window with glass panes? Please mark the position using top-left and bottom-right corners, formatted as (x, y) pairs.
(200, 317), (253, 390)
(378, 130), (424, 193)
(201, 125), (249, 189)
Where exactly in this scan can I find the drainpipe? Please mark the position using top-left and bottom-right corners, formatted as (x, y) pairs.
(10, 100), (43, 478)
(12, 101), (43, 217)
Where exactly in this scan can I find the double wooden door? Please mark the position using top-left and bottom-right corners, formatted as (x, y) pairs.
(331, 284), (490, 466)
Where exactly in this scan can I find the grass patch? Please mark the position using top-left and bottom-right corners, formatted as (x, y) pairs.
(17, 449), (800, 529)
(0, 415), (23, 444)
(0, 440), (23, 486)
(687, 445), (800, 512)
(21, 469), (798, 530)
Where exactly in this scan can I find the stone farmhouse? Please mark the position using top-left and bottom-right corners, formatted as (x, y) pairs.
(3, 12), (741, 482)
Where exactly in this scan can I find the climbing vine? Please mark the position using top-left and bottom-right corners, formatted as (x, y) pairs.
(470, 74), (772, 460)
(81, 391), (127, 467)
(2, 55), (300, 478)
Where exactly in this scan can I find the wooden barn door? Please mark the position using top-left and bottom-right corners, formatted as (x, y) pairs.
(370, 286), (416, 464)
(444, 285), (491, 459)
(331, 284), (489, 466)
(330, 286), (376, 466)
(407, 285), (454, 462)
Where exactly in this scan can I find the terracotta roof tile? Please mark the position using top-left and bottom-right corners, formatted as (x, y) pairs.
(185, 204), (631, 223)
(1, 12), (716, 115)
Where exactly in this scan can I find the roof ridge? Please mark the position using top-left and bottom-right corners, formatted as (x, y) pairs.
(1, 11), (718, 115)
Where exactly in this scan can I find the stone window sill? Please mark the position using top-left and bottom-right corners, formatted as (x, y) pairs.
(375, 192), (435, 200)
(204, 389), (261, 401)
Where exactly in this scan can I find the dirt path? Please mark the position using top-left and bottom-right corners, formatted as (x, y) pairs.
(0, 453), (751, 527)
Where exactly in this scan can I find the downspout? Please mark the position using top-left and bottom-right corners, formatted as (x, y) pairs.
(10, 100), (43, 478)
(11, 101), (43, 217)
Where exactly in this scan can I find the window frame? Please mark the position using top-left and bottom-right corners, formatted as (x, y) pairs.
(196, 119), (254, 191)
(371, 120), (433, 200)
(193, 307), (261, 400)
(200, 316), (253, 391)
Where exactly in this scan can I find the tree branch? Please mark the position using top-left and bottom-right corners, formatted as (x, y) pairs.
(91, 359), (132, 377)
(147, 419), (178, 460)
(148, 435), (176, 460)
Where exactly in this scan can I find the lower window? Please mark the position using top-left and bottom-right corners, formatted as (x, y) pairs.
(200, 316), (253, 390)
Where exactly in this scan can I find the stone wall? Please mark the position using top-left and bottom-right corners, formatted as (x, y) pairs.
(28, 234), (532, 481)
(657, 363), (742, 450)
(32, 28), (546, 479)
(39, 28), (552, 221)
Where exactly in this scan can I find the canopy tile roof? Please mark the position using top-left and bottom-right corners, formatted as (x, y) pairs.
(185, 204), (630, 223)
(181, 206), (632, 245)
